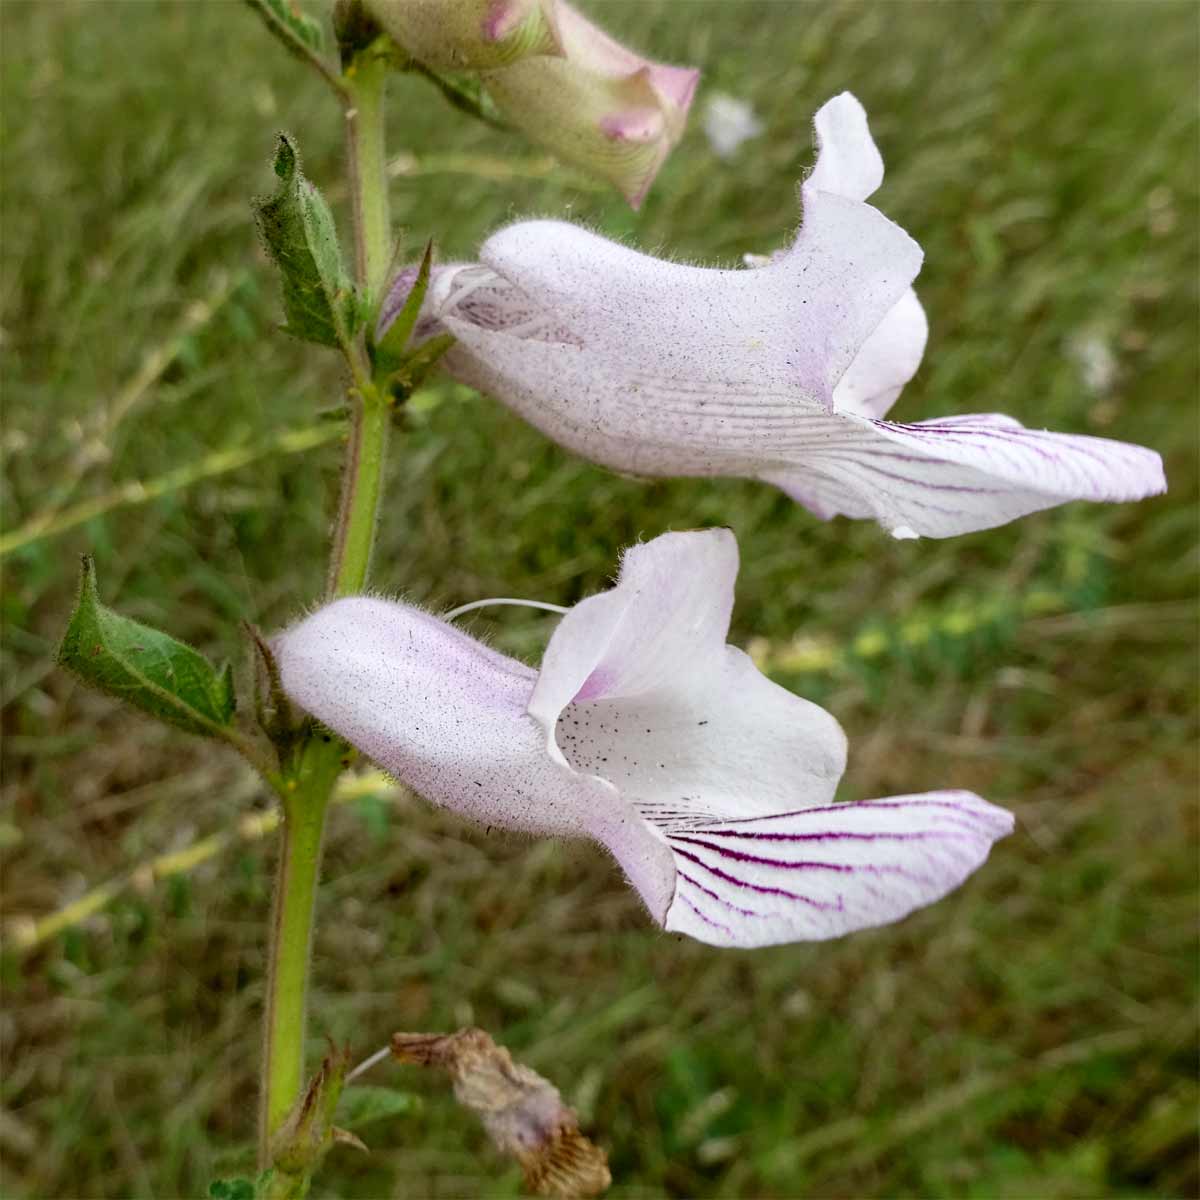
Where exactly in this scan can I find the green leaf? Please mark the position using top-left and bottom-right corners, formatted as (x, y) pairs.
(208, 1178), (257, 1200)
(58, 557), (237, 738)
(372, 240), (433, 371)
(338, 1084), (419, 1130)
(253, 134), (356, 348)
(245, 0), (325, 57)
(208, 1171), (275, 1200)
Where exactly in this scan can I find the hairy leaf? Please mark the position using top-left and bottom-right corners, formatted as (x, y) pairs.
(245, 0), (325, 57)
(58, 557), (237, 737)
(253, 134), (356, 347)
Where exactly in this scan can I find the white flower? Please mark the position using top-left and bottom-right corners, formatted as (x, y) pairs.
(275, 530), (1014, 948)
(703, 92), (764, 159)
(380, 92), (1165, 539)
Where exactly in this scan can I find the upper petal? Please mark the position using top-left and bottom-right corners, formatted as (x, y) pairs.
(528, 528), (738, 742)
(463, 181), (920, 411)
(804, 91), (885, 202)
(663, 790), (1014, 948)
(528, 528), (847, 833)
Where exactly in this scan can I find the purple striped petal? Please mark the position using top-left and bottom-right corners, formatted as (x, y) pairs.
(663, 790), (1014, 947)
(763, 410), (1167, 539)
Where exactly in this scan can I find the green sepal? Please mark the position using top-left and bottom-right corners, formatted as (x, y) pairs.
(245, 0), (325, 58)
(371, 240), (433, 372)
(410, 63), (509, 132)
(333, 0), (383, 69)
(58, 557), (237, 738)
(268, 1045), (364, 1196)
(253, 135), (357, 348)
(385, 334), (456, 405)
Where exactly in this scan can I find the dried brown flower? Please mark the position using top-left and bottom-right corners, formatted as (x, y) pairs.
(391, 1028), (611, 1197)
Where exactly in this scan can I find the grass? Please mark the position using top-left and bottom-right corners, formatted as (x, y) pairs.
(1, 1), (1197, 1196)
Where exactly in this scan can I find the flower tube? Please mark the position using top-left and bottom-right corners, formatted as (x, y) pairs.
(275, 530), (1013, 948)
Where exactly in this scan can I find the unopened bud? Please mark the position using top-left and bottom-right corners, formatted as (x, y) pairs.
(481, 2), (698, 207)
(365, 0), (560, 70)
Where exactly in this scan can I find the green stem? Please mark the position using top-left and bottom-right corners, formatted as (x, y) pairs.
(328, 382), (389, 597)
(345, 50), (391, 308)
(259, 738), (343, 1162)
(257, 39), (395, 1171)
(260, 30), (396, 1171)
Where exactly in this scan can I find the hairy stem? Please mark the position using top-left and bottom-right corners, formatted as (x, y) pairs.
(345, 50), (391, 308)
(328, 382), (389, 597)
(258, 39), (395, 1168)
(258, 738), (344, 1162)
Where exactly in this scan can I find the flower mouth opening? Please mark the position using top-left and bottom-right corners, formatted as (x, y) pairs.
(441, 266), (584, 346)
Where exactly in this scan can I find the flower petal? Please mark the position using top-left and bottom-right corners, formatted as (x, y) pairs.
(528, 528), (737, 739)
(804, 91), (884, 202)
(761, 410), (1168, 538)
(528, 529), (847, 837)
(662, 790), (1014, 948)
(832, 287), (928, 418)
(449, 181), (920, 414)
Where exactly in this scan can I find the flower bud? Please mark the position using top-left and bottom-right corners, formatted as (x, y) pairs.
(364, 0), (560, 70)
(481, 2), (698, 208)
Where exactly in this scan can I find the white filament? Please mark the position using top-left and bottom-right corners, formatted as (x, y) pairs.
(444, 597), (570, 622)
(346, 1044), (393, 1084)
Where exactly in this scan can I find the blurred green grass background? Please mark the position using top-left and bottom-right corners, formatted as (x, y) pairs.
(1, 1), (1197, 1196)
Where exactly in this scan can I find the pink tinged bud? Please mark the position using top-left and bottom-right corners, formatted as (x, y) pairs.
(364, 0), (559, 70)
(481, 2), (699, 207)
(275, 529), (1015, 949)
(396, 92), (1165, 537)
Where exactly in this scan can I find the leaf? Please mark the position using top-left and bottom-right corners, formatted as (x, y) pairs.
(208, 1179), (257, 1200)
(58, 557), (237, 738)
(245, 0), (325, 57)
(207, 1172), (275, 1200)
(253, 134), (356, 348)
(338, 1084), (419, 1130)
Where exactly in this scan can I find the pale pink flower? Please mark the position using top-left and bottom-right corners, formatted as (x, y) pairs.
(380, 92), (1165, 539)
(366, 0), (698, 206)
(275, 529), (1013, 949)
(479, 2), (699, 207)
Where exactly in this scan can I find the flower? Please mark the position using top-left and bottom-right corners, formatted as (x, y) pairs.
(379, 92), (1165, 539)
(703, 92), (764, 160)
(366, 0), (698, 207)
(274, 529), (1013, 949)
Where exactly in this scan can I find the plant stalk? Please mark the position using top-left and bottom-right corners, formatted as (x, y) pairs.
(258, 740), (342, 1162)
(345, 48), (391, 308)
(258, 38), (394, 1167)
(328, 381), (389, 597)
